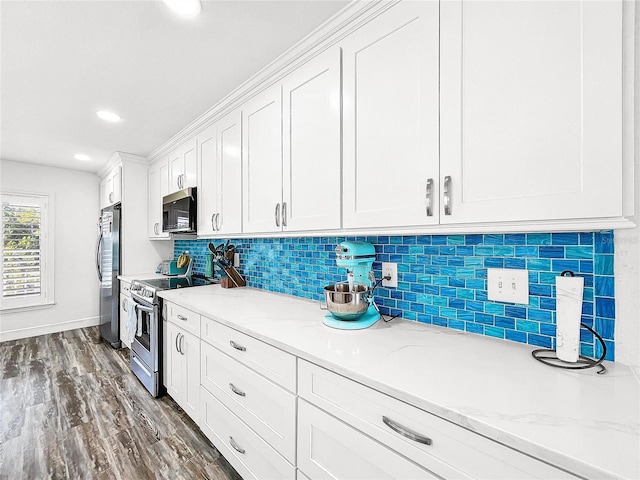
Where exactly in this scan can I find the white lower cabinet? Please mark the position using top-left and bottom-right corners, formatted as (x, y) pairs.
(298, 399), (440, 480)
(119, 281), (131, 348)
(200, 386), (295, 480)
(298, 360), (578, 480)
(165, 305), (200, 423)
(199, 316), (297, 479)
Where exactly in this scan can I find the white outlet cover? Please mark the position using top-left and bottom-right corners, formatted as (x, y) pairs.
(382, 262), (398, 288)
(487, 268), (529, 304)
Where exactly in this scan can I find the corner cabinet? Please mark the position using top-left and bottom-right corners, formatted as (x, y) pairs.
(342, 1), (440, 229)
(438, 0), (623, 224)
(197, 109), (243, 236)
(148, 158), (170, 239)
(242, 47), (342, 234)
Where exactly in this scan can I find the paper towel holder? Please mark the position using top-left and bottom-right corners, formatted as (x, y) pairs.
(531, 270), (607, 374)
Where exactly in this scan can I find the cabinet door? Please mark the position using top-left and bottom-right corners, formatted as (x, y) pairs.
(440, 0), (622, 224)
(242, 85), (283, 234)
(111, 166), (122, 205)
(297, 400), (439, 480)
(217, 109), (243, 235)
(169, 138), (197, 193)
(181, 329), (200, 423)
(282, 47), (341, 231)
(119, 293), (130, 348)
(197, 123), (218, 236)
(148, 159), (170, 238)
(342, 1), (440, 229)
(165, 321), (183, 400)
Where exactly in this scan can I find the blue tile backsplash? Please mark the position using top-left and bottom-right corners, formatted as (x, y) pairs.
(175, 231), (616, 361)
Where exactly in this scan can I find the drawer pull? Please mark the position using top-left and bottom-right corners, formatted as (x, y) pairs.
(382, 416), (432, 446)
(229, 383), (246, 397)
(229, 436), (245, 454)
(177, 314), (187, 321)
(230, 340), (246, 352)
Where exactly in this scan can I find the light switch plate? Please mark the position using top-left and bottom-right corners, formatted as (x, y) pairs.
(487, 268), (529, 304)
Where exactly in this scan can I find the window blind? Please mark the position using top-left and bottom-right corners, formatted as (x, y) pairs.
(2, 200), (42, 299)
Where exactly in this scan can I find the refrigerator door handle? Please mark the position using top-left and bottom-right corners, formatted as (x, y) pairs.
(95, 228), (103, 282)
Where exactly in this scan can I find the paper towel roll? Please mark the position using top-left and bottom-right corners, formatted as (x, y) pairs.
(555, 274), (584, 363)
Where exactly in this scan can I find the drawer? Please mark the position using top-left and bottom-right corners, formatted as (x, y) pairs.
(298, 399), (440, 480)
(299, 360), (578, 480)
(120, 281), (131, 295)
(200, 385), (295, 480)
(201, 341), (296, 463)
(201, 316), (296, 392)
(165, 302), (200, 337)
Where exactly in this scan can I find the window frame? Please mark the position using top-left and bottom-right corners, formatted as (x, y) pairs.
(0, 191), (55, 311)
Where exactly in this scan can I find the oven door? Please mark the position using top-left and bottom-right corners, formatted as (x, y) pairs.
(130, 298), (158, 371)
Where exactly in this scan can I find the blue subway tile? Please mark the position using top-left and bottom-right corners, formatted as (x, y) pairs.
(505, 258), (526, 269)
(449, 319), (466, 330)
(505, 233), (526, 245)
(529, 284), (552, 297)
(527, 233), (551, 245)
(515, 246), (539, 257)
(595, 297), (615, 319)
(484, 258), (504, 268)
(495, 316), (515, 329)
(528, 334), (552, 348)
(528, 308), (553, 322)
(465, 234), (484, 245)
(433, 316), (447, 327)
(447, 235), (465, 245)
(596, 339), (615, 362)
(485, 303), (505, 315)
(595, 276), (614, 297)
(539, 246), (565, 258)
(539, 323), (556, 337)
(551, 233), (579, 245)
(449, 298), (465, 310)
(595, 231), (614, 254)
(466, 322), (484, 334)
(594, 255), (614, 275)
(595, 317), (615, 340)
(505, 305), (527, 319)
(579, 233), (594, 245)
(506, 329), (527, 343)
(475, 313), (494, 325)
(458, 310), (475, 321)
(565, 246), (593, 259)
(552, 260), (580, 273)
(432, 235), (447, 245)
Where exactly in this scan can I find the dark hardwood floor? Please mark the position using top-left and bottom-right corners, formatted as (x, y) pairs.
(0, 326), (243, 480)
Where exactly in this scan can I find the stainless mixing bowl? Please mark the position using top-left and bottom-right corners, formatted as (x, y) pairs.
(323, 283), (370, 320)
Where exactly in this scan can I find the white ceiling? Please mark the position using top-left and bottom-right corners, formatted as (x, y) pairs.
(0, 0), (349, 173)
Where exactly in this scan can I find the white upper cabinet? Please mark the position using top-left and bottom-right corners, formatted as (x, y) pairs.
(242, 84), (284, 234)
(282, 47), (342, 232)
(198, 109), (243, 236)
(168, 137), (197, 194)
(100, 164), (122, 209)
(243, 48), (342, 234)
(342, 1), (440, 229)
(439, 0), (623, 224)
(148, 158), (170, 239)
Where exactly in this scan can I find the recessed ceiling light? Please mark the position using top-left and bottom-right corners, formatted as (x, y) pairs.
(96, 110), (121, 122)
(74, 153), (91, 161)
(163, 0), (201, 18)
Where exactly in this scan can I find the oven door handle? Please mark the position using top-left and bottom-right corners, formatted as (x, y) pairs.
(134, 303), (155, 313)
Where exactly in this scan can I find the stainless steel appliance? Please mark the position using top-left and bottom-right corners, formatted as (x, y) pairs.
(129, 275), (211, 397)
(162, 187), (197, 234)
(96, 204), (121, 348)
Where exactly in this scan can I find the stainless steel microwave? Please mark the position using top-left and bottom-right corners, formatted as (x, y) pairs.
(162, 187), (197, 234)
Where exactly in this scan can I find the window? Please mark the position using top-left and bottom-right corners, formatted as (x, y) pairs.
(1, 192), (54, 310)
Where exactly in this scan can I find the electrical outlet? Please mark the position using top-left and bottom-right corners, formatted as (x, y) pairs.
(487, 268), (529, 304)
(382, 262), (398, 288)
(234, 253), (240, 268)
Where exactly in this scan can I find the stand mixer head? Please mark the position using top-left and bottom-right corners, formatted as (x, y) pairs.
(335, 241), (376, 288)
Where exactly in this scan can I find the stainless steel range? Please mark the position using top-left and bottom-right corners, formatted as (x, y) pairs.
(129, 276), (212, 397)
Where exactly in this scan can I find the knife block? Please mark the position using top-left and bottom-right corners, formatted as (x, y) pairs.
(221, 277), (236, 289)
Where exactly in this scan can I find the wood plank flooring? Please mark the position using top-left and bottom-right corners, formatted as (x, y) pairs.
(0, 326), (243, 480)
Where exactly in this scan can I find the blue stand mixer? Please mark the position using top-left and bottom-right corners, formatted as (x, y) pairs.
(322, 241), (381, 330)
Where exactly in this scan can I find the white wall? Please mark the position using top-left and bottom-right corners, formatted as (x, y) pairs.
(0, 160), (101, 340)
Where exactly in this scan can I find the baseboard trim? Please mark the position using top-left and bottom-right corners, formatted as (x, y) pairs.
(0, 316), (100, 342)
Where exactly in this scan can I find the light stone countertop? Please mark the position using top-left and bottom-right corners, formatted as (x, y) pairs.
(158, 285), (640, 480)
(118, 272), (166, 284)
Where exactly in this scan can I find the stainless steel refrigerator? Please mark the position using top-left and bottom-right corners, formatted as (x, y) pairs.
(96, 203), (121, 348)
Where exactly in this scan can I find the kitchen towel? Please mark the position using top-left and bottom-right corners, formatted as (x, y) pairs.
(126, 297), (138, 345)
(555, 274), (584, 363)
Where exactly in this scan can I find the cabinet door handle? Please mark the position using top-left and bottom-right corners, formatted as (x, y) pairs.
(282, 202), (287, 227)
(443, 176), (452, 216)
(425, 178), (434, 217)
(154, 222), (159, 235)
(177, 314), (187, 321)
(122, 299), (128, 312)
(175, 332), (181, 353)
(230, 340), (246, 352)
(382, 416), (432, 445)
(109, 192), (113, 203)
(274, 203), (281, 227)
(229, 383), (246, 397)
(211, 213), (216, 231)
(179, 334), (185, 355)
(229, 436), (245, 454)
(215, 213), (221, 231)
